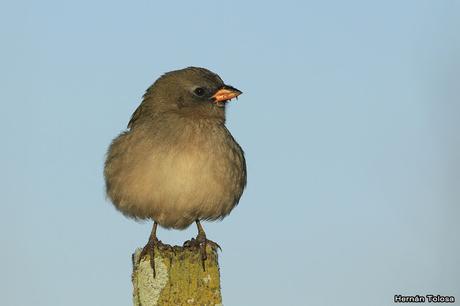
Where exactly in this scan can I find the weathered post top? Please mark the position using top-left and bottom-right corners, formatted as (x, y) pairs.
(132, 244), (222, 306)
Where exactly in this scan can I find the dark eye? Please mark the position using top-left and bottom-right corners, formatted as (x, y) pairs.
(194, 87), (205, 96)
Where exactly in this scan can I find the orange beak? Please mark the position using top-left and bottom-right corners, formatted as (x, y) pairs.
(211, 85), (242, 103)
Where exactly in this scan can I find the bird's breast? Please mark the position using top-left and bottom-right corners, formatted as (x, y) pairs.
(145, 124), (243, 200)
(108, 122), (246, 228)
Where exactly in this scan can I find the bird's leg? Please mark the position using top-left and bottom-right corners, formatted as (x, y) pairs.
(139, 222), (160, 278)
(196, 220), (208, 267)
(185, 220), (221, 271)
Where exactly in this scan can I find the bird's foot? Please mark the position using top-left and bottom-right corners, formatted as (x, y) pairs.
(183, 235), (221, 271)
(139, 237), (166, 278)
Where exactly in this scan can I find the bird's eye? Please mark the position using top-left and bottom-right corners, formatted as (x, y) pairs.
(194, 87), (205, 96)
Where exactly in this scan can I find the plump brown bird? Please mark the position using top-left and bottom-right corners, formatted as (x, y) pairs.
(104, 67), (246, 273)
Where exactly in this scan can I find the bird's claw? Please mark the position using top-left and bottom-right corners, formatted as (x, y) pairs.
(183, 236), (221, 271)
(139, 238), (162, 278)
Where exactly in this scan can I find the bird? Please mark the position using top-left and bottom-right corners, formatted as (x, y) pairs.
(104, 67), (246, 275)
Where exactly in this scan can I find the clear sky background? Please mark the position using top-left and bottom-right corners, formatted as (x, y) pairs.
(1, 1), (459, 305)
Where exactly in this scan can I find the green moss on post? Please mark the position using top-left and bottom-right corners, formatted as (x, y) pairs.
(132, 245), (223, 306)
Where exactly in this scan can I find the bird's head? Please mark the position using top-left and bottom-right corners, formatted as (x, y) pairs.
(142, 67), (242, 121)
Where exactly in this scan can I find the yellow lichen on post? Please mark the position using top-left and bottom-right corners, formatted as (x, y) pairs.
(132, 245), (222, 306)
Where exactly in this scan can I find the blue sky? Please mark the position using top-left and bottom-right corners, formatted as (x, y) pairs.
(1, 1), (459, 305)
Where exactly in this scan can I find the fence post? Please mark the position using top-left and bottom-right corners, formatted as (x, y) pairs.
(132, 244), (222, 306)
